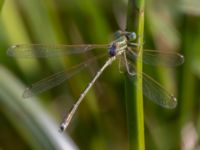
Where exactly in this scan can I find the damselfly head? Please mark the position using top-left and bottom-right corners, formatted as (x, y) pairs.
(126, 32), (136, 41)
(114, 31), (136, 41)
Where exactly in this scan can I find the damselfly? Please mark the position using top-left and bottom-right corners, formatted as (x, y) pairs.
(7, 30), (184, 132)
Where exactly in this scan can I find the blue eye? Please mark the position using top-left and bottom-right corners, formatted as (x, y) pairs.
(128, 32), (136, 41)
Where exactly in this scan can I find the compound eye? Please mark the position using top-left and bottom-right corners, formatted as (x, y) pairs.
(127, 32), (136, 41)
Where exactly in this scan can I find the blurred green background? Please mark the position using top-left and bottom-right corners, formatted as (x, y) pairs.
(0, 0), (200, 149)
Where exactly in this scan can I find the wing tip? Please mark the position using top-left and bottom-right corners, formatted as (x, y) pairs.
(167, 95), (177, 109)
(7, 45), (18, 56)
(22, 88), (33, 98)
(160, 95), (177, 109)
(177, 54), (185, 65)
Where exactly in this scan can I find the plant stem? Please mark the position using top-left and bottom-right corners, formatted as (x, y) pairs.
(125, 0), (145, 150)
(136, 3), (145, 149)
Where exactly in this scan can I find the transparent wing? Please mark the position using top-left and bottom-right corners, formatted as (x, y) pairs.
(23, 54), (106, 98)
(7, 44), (109, 58)
(123, 55), (177, 108)
(134, 73), (177, 109)
(127, 48), (184, 67)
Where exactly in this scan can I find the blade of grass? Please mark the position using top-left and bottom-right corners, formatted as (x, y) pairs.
(0, 65), (78, 150)
(136, 0), (145, 149)
(125, 0), (145, 149)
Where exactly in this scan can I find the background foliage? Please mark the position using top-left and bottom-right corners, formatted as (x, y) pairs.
(0, 0), (200, 149)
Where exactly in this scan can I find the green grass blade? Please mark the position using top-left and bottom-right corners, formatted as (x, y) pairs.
(125, 0), (145, 149)
(136, 1), (145, 149)
(0, 65), (78, 150)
